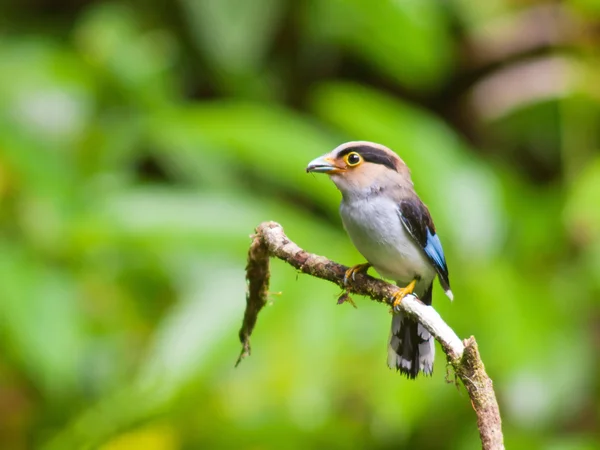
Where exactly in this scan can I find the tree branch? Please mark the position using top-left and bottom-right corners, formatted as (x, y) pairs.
(237, 221), (504, 450)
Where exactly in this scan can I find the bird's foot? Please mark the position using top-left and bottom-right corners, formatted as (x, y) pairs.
(391, 279), (417, 311)
(343, 263), (371, 284)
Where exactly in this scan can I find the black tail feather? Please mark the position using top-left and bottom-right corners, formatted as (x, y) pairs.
(388, 283), (434, 379)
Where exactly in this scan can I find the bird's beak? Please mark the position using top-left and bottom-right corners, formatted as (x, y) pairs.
(306, 155), (343, 174)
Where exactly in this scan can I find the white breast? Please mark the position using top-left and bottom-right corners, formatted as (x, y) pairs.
(340, 195), (435, 293)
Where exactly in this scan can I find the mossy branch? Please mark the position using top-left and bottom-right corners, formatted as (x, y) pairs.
(237, 221), (504, 450)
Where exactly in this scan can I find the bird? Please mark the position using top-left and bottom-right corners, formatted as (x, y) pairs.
(306, 141), (452, 379)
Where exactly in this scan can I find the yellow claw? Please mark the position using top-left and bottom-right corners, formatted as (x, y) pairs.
(343, 263), (371, 284)
(392, 279), (417, 310)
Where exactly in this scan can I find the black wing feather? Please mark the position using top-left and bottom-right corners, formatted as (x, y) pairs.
(398, 198), (450, 292)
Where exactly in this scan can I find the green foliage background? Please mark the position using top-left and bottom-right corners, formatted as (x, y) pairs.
(1, 0), (600, 449)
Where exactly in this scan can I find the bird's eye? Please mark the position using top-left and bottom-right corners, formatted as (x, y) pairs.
(346, 152), (362, 166)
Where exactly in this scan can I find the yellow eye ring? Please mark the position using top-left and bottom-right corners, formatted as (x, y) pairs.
(345, 152), (362, 166)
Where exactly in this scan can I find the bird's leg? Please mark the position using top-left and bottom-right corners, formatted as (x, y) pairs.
(391, 279), (417, 310)
(343, 263), (371, 284)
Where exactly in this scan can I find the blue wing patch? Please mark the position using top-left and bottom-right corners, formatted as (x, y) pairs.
(397, 199), (451, 294)
(424, 228), (447, 274)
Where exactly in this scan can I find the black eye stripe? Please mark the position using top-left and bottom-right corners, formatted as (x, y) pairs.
(337, 146), (398, 172)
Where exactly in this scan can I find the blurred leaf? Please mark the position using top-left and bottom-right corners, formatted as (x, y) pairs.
(74, 2), (179, 107)
(0, 242), (86, 397)
(565, 157), (600, 290)
(303, 0), (453, 90)
(99, 423), (178, 450)
(179, 0), (284, 94)
(71, 186), (354, 266)
(0, 117), (80, 255)
(570, 0), (600, 17)
(0, 39), (95, 145)
(0, 117), (76, 197)
(149, 102), (342, 211)
(137, 261), (245, 395)
(565, 158), (600, 238)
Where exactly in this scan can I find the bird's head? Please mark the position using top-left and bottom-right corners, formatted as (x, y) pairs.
(306, 141), (411, 196)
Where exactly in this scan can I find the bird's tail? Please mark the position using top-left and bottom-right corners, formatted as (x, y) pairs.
(387, 284), (434, 379)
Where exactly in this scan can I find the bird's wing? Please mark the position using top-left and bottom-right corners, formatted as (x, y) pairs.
(397, 198), (451, 295)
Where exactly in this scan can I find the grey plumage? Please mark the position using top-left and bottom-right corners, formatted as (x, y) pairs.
(339, 187), (437, 378)
(306, 141), (453, 379)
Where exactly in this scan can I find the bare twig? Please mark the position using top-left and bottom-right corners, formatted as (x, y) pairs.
(237, 221), (504, 450)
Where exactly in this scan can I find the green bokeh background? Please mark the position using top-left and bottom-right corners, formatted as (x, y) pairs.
(1, 0), (600, 449)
